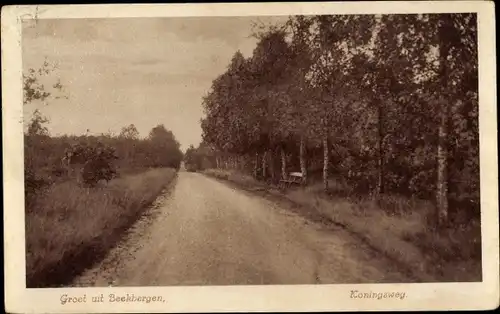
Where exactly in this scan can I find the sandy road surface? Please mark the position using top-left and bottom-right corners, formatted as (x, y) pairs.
(73, 171), (409, 286)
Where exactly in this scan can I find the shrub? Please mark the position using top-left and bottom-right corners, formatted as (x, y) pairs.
(81, 157), (117, 187)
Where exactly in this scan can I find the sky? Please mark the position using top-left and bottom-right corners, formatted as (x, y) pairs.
(22, 16), (288, 151)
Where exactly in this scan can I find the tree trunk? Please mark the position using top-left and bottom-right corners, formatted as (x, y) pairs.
(253, 153), (259, 178)
(262, 151), (268, 178)
(323, 134), (329, 192)
(216, 156), (220, 169)
(377, 102), (384, 196)
(437, 105), (449, 226)
(299, 136), (307, 184)
(281, 147), (287, 180)
(436, 17), (451, 226)
(270, 150), (275, 182)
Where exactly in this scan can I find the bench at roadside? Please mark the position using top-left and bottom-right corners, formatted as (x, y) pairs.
(279, 172), (304, 189)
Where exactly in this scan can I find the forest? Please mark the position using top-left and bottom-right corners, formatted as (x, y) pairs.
(185, 13), (479, 229)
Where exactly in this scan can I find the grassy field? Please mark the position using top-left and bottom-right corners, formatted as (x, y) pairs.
(25, 168), (177, 287)
(202, 168), (482, 282)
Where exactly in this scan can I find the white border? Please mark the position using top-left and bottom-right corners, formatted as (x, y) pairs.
(2, 2), (498, 313)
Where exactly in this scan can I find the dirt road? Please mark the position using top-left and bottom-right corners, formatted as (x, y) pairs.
(73, 171), (409, 286)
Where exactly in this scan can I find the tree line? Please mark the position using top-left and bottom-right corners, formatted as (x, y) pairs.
(26, 117), (183, 181)
(187, 14), (479, 227)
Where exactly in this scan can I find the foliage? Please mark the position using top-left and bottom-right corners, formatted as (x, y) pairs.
(78, 144), (119, 187)
(184, 142), (217, 172)
(24, 114), (183, 204)
(26, 109), (50, 136)
(147, 124), (184, 168)
(119, 124), (140, 140)
(23, 58), (67, 105)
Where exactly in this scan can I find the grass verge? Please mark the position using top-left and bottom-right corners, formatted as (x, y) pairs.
(202, 168), (481, 282)
(25, 168), (177, 287)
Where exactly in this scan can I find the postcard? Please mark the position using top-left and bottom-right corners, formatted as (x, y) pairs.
(2, 1), (498, 312)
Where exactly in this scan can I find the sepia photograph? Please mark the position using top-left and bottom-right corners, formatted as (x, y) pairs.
(2, 2), (498, 313)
